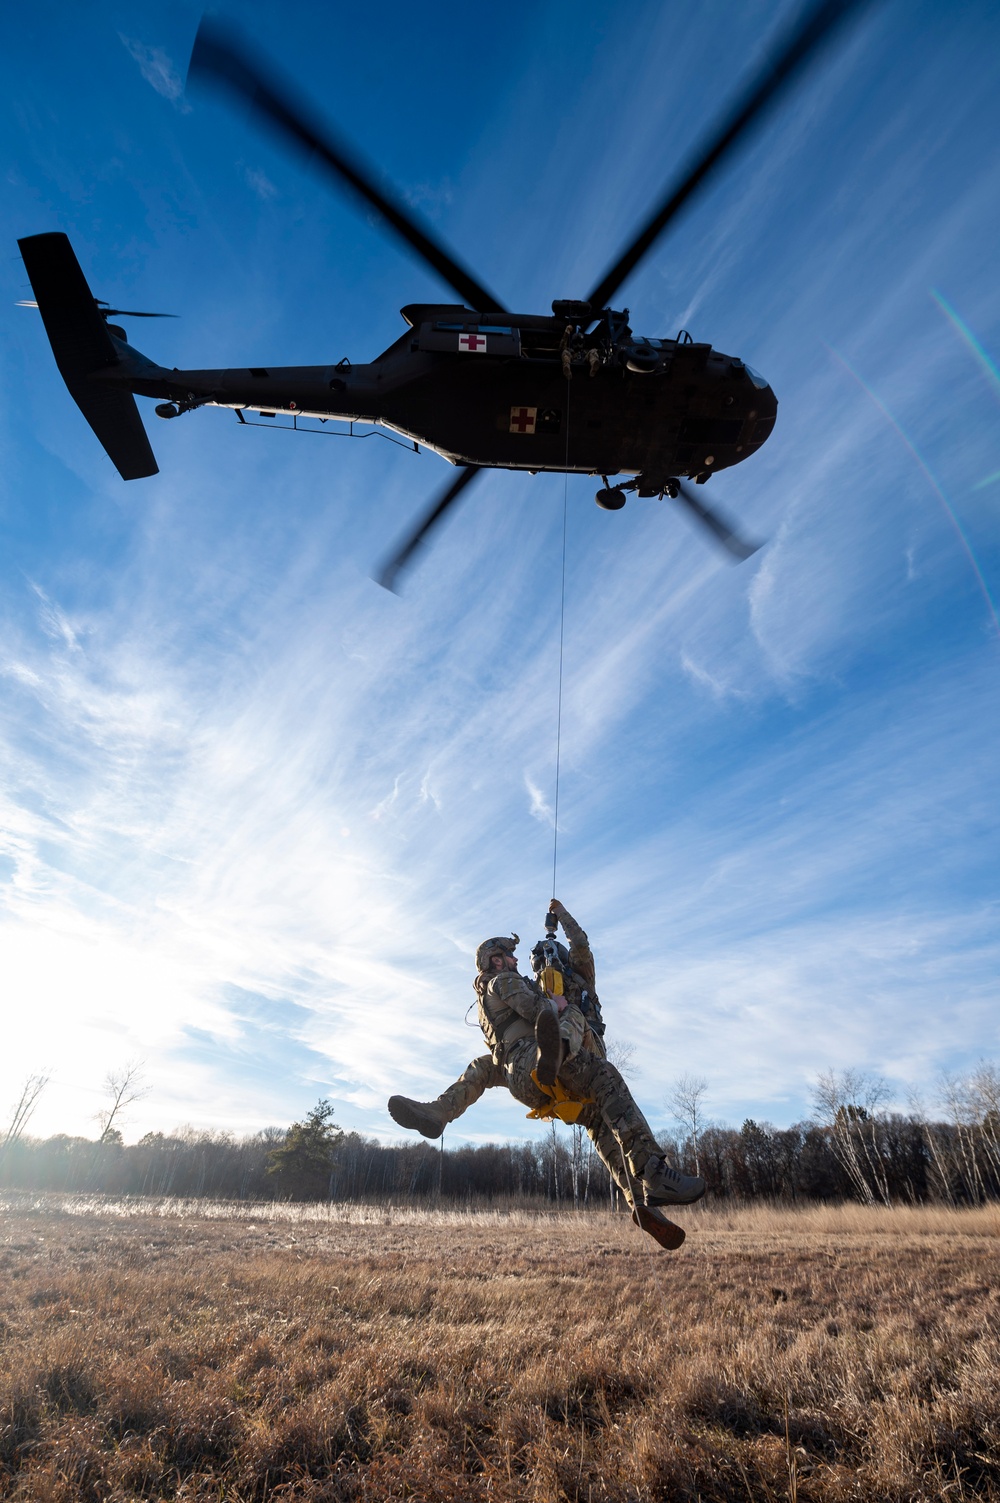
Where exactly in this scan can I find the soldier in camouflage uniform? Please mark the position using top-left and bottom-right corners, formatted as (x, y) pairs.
(388, 899), (597, 1139)
(388, 901), (704, 1215)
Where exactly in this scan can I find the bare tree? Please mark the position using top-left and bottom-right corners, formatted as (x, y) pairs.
(606, 1039), (637, 1078)
(570, 1121), (583, 1210)
(935, 1064), (1000, 1202)
(813, 1068), (892, 1206)
(908, 1087), (956, 1204)
(938, 1071), (986, 1202)
(599, 1043), (637, 1200)
(96, 1061), (148, 1143)
(1, 1073), (49, 1157)
(970, 1062), (1000, 1184)
(669, 1074), (708, 1175)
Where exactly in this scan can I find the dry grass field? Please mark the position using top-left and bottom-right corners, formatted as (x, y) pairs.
(1, 1195), (998, 1501)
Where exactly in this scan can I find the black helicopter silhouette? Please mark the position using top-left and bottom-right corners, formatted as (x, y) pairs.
(18, 1), (865, 590)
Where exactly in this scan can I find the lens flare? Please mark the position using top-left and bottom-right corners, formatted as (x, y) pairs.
(930, 290), (1000, 408)
(826, 345), (1000, 639)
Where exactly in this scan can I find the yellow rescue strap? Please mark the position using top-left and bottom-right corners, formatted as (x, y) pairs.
(528, 956), (592, 1122)
(527, 1067), (594, 1125)
(539, 965), (563, 998)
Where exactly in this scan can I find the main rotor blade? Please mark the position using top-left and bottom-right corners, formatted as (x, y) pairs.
(674, 482), (761, 563)
(100, 308), (178, 319)
(585, 0), (868, 311)
(188, 21), (506, 315)
(377, 465), (482, 592)
(19, 300), (176, 317)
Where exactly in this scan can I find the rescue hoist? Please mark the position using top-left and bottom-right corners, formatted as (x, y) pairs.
(536, 908), (565, 1002)
(527, 910), (594, 1125)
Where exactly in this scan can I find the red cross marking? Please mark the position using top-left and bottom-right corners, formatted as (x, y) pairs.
(510, 407), (535, 432)
(459, 333), (487, 351)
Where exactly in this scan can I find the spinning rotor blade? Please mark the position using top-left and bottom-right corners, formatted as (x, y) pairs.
(99, 307), (177, 319)
(377, 466), (482, 593)
(188, 21), (506, 314)
(585, 0), (868, 311)
(674, 482), (761, 563)
(17, 299), (176, 317)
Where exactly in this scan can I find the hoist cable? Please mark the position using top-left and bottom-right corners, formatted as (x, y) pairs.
(551, 377), (572, 898)
(551, 481), (568, 899)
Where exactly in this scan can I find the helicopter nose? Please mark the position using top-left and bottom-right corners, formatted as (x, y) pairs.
(743, 362), (772, 396)
(746, 376), (777, 453)
(743, 363), (777, 430)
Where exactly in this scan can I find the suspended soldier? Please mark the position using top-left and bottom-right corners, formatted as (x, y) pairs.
(388, 899), (601, 1138)
(388, 902), (705, 1248)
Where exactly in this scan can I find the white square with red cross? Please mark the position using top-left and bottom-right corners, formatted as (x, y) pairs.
(509, 406), (537, 434)
(458, 332), (489, 353)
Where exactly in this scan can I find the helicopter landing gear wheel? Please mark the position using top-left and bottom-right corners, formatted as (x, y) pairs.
(595, 486), (627, 510)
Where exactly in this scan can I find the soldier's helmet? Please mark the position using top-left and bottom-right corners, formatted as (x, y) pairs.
(476, 935), (519, 973)
(529, 939), (570, 976)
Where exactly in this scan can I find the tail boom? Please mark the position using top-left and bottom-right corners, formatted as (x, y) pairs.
(18, 232), (159, 480)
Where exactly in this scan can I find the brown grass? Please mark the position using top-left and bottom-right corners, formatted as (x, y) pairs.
(0, 1195), (998, 1501)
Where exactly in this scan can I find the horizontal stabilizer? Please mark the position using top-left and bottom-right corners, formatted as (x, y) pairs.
(18, 233), (158, 480)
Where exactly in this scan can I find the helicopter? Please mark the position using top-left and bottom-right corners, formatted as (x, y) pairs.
(18, 1), (866, 590)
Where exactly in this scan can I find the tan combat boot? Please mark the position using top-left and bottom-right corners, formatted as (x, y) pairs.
(534, 1000), (563, 1088)
(387, 1095), (447, 1140)
(632, 1204), (686, 1250)
(639, 1155), (706, 1206)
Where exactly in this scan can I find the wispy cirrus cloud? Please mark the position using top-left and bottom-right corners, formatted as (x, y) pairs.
(241, 165), (278, 201)
(119, 35), (191, 112)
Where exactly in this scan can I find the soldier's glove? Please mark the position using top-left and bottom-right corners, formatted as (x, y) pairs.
(549, 899), (575, 932)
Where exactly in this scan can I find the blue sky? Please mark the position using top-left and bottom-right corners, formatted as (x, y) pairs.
(2, 0), (998, 1146)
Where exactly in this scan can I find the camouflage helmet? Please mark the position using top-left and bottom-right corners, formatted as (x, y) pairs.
(476, 934), (519, 973)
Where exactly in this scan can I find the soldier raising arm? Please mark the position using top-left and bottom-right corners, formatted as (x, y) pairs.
(473, 931), (707, 1247)
(388, 899), (598, 1138)
(387, 908), (706, 1245)
(547, 898), (595, 995)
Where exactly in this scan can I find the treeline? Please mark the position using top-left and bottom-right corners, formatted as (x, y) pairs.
(2, 1093), (999, 1209)
(0, 1126), (593, 1205)
(0, 1121), (975, 1207)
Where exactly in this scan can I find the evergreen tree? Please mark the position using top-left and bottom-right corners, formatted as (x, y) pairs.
(266, 1100), (343, 1199)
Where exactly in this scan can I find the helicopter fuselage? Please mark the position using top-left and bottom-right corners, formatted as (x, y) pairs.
(109, 302), (777, 487)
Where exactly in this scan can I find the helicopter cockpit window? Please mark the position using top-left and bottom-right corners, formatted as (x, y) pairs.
(745, 364), (770, 390)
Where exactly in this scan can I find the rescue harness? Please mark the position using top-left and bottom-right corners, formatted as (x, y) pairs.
(526, 1070), (593, 1124)
(478, 916), (597, 1124)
